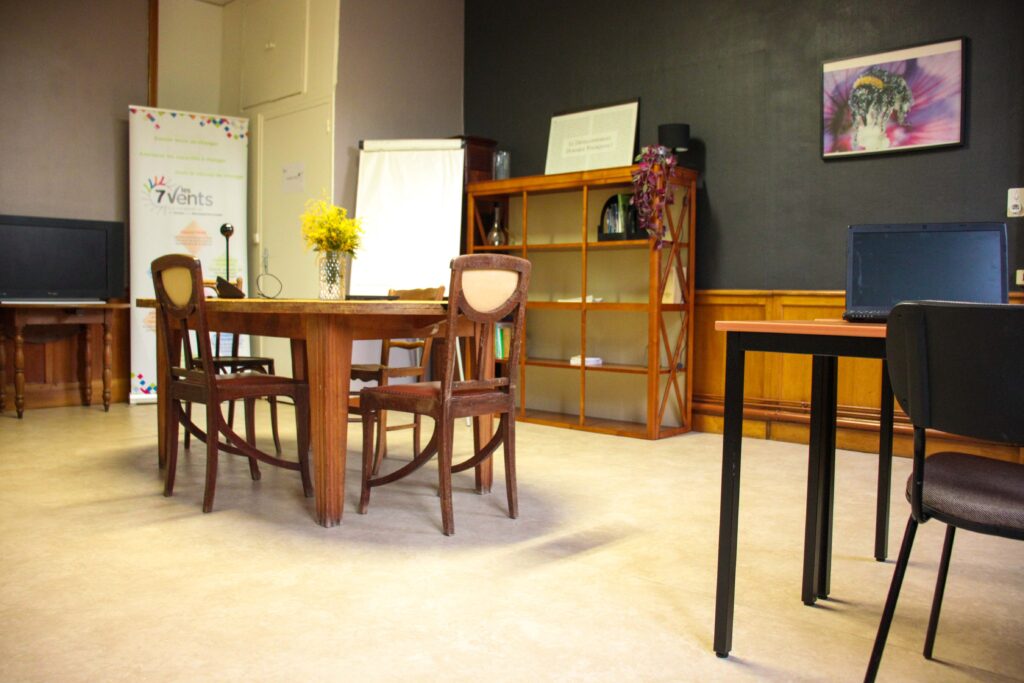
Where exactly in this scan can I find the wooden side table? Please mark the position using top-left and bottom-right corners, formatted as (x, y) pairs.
(0, 302), (128, 418)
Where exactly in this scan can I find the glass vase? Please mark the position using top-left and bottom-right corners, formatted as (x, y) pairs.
(318, 250), (347, 300)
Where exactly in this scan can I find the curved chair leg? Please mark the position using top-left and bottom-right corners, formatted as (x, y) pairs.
(265, 358), (282, 455)
(268, 397), (282, 454)
(924, 525), (956, 660)
(371, 410), (387, 476)
(412, 414), (422, 457)
(503, 413), (518, 519)
(294, 390), (313, 498)
(359, 406), (378, 514)
(243, 398), (262, 481)
(164, 399), (182, 496)
(184, 401), (192, 450)
(866, 515), (919, 682)
(202, 401), (220, 513)
(438, 416), (455, 536)
(376, 408), (389, 462)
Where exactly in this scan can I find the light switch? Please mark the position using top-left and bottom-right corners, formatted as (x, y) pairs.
(1009, 188), (1024, 218)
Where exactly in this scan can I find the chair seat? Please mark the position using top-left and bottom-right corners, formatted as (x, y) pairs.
(216, 371), (301, 387)
(351, 362), (385, 373)
(212, 355), (272, 368)
(906, 452), (1024, 540)
(366, 381), (494, 397)
(351, 363), (426, 381)
(362, 380), (511, 420)
(172, 368), (302, 395)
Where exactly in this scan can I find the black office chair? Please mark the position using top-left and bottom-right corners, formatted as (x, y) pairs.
(865, 301), (1024, 681)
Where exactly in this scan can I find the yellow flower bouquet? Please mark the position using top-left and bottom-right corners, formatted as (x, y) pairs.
(300, 197), (363, 299)
(300, 198), (363, 254)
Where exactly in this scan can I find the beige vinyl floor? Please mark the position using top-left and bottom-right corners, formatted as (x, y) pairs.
(1, 402), (1022, 682)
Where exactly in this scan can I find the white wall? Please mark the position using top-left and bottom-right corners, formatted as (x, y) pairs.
(157, 0), (224, 114)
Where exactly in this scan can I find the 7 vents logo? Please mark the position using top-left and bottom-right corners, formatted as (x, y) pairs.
(142, 176), (214, 213)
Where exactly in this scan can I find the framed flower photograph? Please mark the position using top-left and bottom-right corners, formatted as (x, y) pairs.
(822, 38), (965, 159)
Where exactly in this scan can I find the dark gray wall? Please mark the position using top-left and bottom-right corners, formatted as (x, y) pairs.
(0, 1), (149, 222)
(465, 0), (1024, 290)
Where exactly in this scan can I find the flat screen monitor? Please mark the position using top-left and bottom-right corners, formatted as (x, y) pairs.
(0, 214), (126, 302)
(844, 222), (1008, 322)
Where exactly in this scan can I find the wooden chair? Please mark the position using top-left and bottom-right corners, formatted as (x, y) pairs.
(865, 301), (1024, 681)
(151, 254), (313, 513)
(358, 254), (530, 535)
(350, 285), (445, 473)
(184, 278), (282, 455)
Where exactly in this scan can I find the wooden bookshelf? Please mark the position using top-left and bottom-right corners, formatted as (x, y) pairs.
(466, 164), (697, 439)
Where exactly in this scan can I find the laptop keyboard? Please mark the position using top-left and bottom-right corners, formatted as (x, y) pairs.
(843, 309), (889, 323)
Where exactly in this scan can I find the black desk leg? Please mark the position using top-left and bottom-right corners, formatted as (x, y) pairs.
(714, 332), (746, 658)
(817, 356), (838, 598)
(875, 361), (894, 561)
(803, 354), (837, 604)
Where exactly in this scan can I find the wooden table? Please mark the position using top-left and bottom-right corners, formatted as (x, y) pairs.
(712, 319), (892, 658)
(138, 297), (486, 527)
(0, 302), (128, 418)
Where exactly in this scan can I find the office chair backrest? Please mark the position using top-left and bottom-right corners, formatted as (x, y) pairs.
(151, 254), (215, 378)
(886, 301), (1024, 445)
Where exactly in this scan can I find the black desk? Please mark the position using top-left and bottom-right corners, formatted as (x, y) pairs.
(712, 319), (893, 658)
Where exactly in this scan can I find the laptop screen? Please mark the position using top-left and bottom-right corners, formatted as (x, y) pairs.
(846, 223), (1008, 318)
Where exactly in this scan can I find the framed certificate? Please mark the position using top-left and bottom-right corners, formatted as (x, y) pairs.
(545, 99), (639, 175)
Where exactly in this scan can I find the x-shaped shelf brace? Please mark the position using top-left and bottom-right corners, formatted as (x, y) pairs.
(655, 180), (691, 429)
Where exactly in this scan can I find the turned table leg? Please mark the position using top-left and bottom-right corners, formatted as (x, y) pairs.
(14, 323), (25, 418)
(0, 333), (6, 413)
(102, 314), (113, 411)
(82, 325), (93, 406)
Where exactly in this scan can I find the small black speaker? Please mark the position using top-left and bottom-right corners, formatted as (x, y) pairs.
(658, 123), (690, 152)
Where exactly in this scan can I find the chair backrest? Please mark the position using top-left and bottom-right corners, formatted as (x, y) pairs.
(152, 254), (215, 377)
(440, 254), (531, 398)
(886, 301), (1024, 444)
(380, 285), (446, 367)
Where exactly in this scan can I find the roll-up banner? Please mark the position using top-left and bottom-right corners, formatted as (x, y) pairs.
(127, 106), (249, 403)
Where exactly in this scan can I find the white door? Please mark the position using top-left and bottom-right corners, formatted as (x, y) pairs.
(252, 100), (333, 373)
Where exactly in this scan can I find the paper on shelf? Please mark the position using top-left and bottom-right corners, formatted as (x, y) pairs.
(556, 295), (604, 303)
(569, 355), (603, 366)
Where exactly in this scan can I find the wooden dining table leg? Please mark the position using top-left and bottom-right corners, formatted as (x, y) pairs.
(14, 322), (25, 418)
(102, 310), (113, 411)
(82, 324), (93, 406)
(0, 330), (6, 413)
(306, 315), (351, 527)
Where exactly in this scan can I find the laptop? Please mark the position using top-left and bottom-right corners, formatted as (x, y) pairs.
(843, 222), (1008, 323)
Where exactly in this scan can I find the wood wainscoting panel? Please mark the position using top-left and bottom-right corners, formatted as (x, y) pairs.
(692, 290), (770, 438)
(693, 289), (1023, 463)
